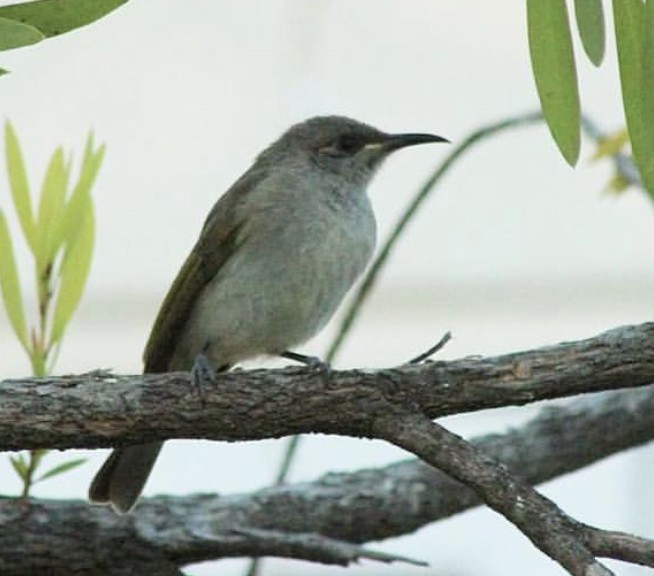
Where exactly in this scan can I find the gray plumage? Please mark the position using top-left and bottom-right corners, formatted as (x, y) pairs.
(88, 115), (447, 513)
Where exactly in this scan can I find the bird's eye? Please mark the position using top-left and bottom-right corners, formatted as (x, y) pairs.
(319, 134), (361, 157)
(336, 135), (360, 154)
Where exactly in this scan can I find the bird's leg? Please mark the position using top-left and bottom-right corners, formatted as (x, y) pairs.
(191, 353), (216, 397)
(281, 350), (330, 372)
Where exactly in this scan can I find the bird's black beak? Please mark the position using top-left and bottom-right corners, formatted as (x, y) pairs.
(381, 132), (450, 151)
(361, 132), (449, 156)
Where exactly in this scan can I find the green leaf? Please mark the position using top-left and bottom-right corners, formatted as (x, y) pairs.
(527, 0), (581, 165)
(5, 122), (36, 253)
(35, 147), (69, 273)
(36, 457), (86, 482)
(0, 67), (8, 75)
(0, 16), (44, 51)
(9, 453), (28, 480)
(50, 194), (94, 345)
(51, 135), (104, 254)
(0, 211), (28, 350)
(613, 0), (654, 200)
(0, 0), (128, 39)
(574, 0), (606, 66)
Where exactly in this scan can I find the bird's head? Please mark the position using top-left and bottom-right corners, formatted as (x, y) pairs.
(259, 115), (448, 185)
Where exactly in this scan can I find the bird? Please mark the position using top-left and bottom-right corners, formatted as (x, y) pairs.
(88, 115), (448, 513)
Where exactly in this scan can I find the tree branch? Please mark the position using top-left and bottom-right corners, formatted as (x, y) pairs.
(1, 322), (653, 451)
(3, 323), (654, 574)
(2, 385), (654, 575)
(375, 412), (612, 575)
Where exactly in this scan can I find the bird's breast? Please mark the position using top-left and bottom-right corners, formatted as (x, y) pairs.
(172, 188), (376, 368)
(261, 192), (377, 341)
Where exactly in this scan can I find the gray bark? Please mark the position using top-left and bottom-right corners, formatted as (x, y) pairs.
(1, 322), (653, 451)
(2, 323), (654, 575)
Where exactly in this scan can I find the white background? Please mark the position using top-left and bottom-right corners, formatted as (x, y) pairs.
(1, 1), (653, 575)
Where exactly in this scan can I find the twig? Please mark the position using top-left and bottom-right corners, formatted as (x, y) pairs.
(407, 331), (452, 364)
(225, 526), (427, 567)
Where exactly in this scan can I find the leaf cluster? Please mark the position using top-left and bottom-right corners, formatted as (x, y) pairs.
(0, 0), (127, 75)
(527, 0), (654, 199)
(0, 122), (104, 493)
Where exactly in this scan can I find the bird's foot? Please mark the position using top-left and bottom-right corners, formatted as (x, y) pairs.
(280, 350), (331, 373)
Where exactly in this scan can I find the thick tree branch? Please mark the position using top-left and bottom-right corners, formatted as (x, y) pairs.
(3, 323), (654, 575)
(2, 384), (654, 574)
(1, 322), (653, 451)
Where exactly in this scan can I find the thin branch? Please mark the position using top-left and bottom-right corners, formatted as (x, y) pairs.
(407, 331), (452, 364)
(374, 412), (613, 576)
(581, 525), (654, 567)
(225, 527), (427, 567)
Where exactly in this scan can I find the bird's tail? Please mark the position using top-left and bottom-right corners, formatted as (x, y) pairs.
(88, 442), (163, 514)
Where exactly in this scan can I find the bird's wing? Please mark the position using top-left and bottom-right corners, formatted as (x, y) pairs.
(143, 168), (267, 373)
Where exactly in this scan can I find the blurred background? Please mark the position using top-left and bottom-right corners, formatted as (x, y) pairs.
(1, 1), (653, 574)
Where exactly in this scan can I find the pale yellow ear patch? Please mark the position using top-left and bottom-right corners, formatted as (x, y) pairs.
(318, 144), (340, 156)
(362, 142), (384, 152)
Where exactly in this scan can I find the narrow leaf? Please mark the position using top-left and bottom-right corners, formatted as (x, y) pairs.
(5, 122), (36, 252)
(36, 457), (86, 482)
(50, 196), (94, 345)
(527, 0), (581, 165)
(9, 453), (28, 480)
(35, 147), (68, 272)
(613, 0), (654, 200)
(51, 136), (104, 253)
(0, 16), (44, 51)
(642, 0), (654, 193)
(0, 0), (127, 39)
(574, 0), (606, 66)
(0, 211), (28, 349)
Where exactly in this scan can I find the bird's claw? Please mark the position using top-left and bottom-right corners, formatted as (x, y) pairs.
(281, 350), (331, 374)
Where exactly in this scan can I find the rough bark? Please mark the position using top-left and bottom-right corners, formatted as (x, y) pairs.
(2, 323), (654, 575)
(1, 322), (653, 451)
